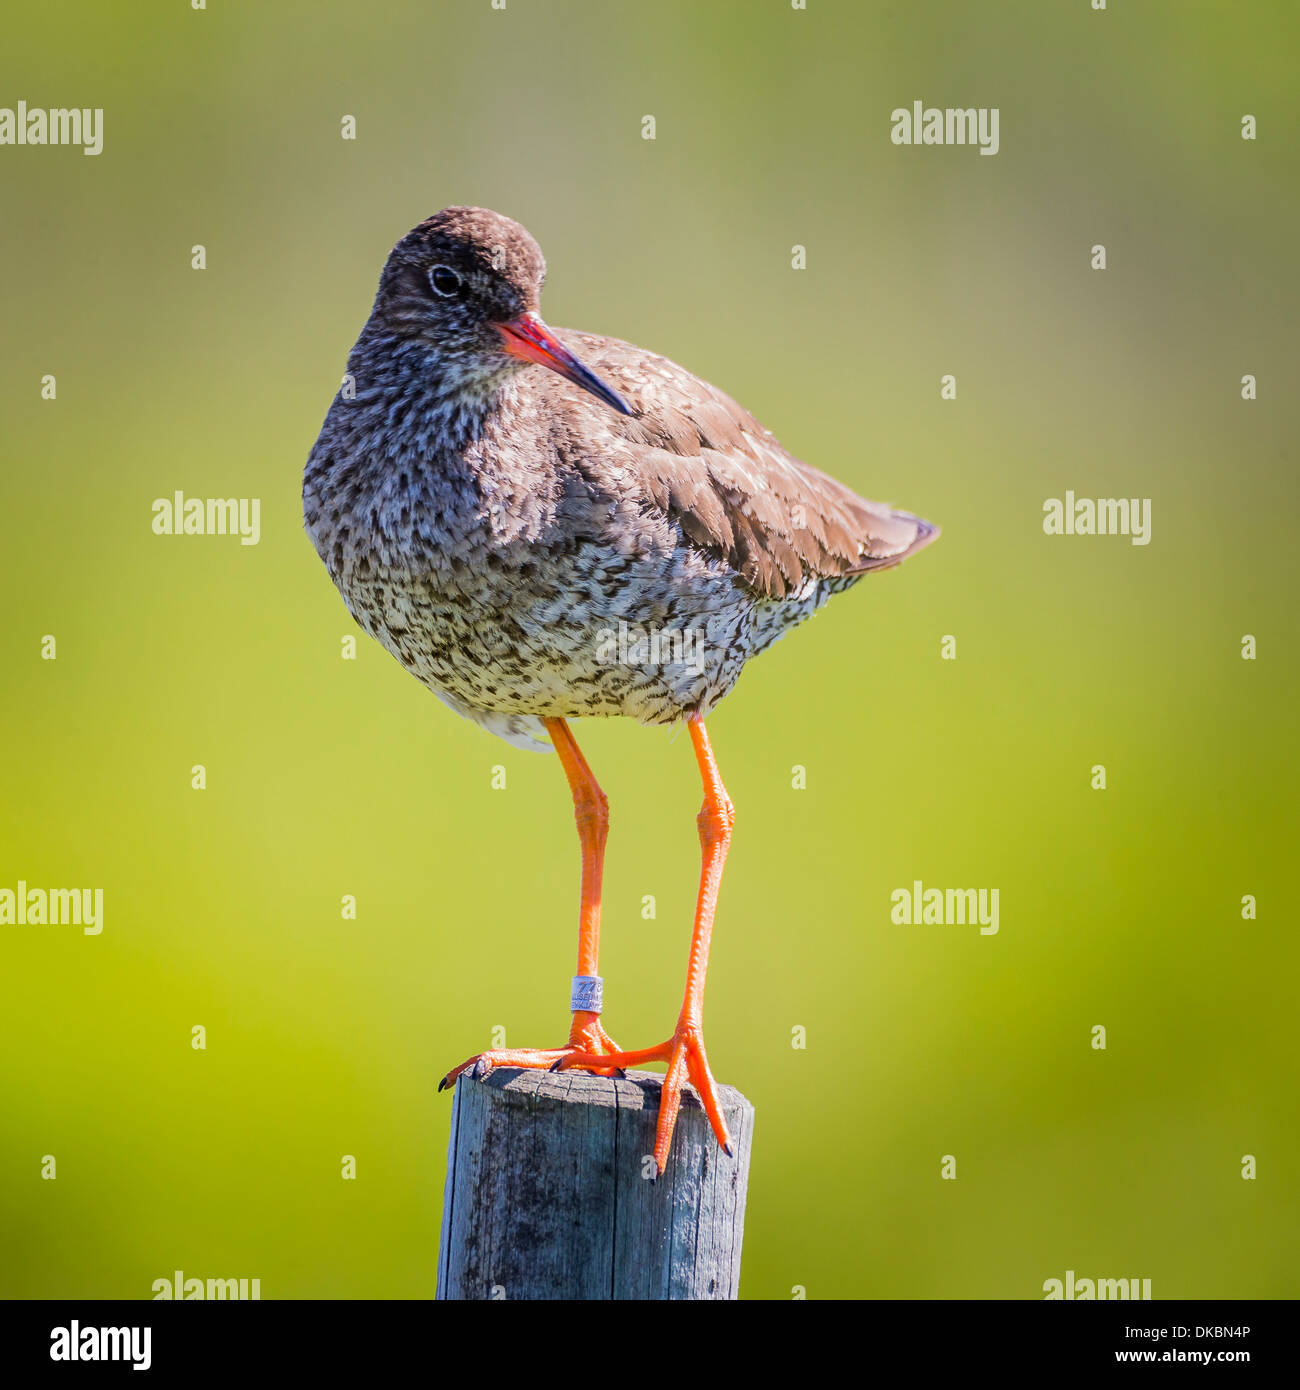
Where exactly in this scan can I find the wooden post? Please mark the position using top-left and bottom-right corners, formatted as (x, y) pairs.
(436, 1067), (754, 1300)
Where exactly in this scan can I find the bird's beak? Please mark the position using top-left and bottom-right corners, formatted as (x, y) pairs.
(495, 313), (634, 416)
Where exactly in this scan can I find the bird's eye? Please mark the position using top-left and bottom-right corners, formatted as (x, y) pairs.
(429, 265), (463, 297)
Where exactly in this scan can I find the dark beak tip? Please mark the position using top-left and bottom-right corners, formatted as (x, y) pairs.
(563, 365), (636, 420)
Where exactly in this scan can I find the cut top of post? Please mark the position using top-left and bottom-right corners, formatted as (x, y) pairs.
(437, 1068), (754, 1300)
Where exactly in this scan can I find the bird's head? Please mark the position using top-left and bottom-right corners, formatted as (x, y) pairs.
(371, 206), (632, 415)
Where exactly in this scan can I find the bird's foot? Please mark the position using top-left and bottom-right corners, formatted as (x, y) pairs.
(438, 1014), (625, 1091)
(552, 1016), (732, 1173)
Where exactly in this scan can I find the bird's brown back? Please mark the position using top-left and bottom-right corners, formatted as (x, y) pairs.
(545, 330), (938, 600)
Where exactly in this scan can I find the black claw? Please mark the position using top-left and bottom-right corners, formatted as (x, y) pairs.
(469, 1059), (489, 1082)
(723, 1142), (734, 1158)
(437, 1078), (448, 1093)
(613, 1068), (628, 1080)
(548, 1059), (565, 1073)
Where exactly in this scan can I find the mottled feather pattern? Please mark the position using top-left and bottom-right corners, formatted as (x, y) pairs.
(303, 208), (937, 751)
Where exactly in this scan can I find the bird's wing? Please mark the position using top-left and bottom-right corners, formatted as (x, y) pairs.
(554, 331), (938, 600)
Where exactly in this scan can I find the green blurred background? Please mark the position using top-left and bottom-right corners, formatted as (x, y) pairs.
(2, 1), (1296, 1299)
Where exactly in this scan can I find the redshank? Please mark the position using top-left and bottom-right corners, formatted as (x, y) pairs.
(303, 207), (938, 1172)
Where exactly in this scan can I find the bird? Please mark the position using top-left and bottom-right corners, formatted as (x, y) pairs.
(303, 206), (938, 1173)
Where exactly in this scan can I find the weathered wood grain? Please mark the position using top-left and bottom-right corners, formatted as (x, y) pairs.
(436, 1067), (753, 1300)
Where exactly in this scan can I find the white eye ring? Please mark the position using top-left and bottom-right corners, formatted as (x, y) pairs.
(429, 265), (462, 297)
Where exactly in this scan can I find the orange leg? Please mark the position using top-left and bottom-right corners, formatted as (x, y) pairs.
(555, 715), (734, 1172)
(439, 717), (622, 1091)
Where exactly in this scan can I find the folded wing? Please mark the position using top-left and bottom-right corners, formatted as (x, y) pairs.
(557, 331), (938, 600)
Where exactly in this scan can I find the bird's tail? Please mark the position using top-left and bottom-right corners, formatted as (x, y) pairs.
(845, 509), (940, 576)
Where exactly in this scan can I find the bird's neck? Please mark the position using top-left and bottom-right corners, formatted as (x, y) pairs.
(304, 329), (556, 571)
(343, 333), (519, 455)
